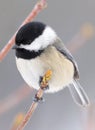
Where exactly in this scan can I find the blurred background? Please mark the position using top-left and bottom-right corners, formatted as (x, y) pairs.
(0, 0), (95, 130)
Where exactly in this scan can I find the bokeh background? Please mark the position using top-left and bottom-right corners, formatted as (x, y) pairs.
(0, 0), (95, 130)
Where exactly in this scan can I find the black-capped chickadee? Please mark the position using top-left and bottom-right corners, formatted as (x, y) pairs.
(13, 21), (90, 107)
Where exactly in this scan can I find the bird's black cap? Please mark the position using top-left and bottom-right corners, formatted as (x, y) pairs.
(15, 21), (46, 46)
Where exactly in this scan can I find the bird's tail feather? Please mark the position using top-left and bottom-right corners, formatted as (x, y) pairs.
(68, 79), (90, 107)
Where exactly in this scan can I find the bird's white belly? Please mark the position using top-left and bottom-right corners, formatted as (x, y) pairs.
(16, 46), (74, 93)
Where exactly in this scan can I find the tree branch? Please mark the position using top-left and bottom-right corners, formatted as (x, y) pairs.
(17, 70), (52, 130)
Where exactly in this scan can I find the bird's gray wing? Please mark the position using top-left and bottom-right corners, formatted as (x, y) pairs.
(53, 38), (79, 79)
(53, 38), (90, 107)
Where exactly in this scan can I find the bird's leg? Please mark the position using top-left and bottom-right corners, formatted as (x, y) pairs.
(34, 70), (52, 102)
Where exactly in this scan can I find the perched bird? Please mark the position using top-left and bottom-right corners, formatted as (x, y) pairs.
(13, 21), (90, 107)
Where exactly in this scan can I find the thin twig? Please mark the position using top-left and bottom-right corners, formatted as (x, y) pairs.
(17, 70), (52, 130)
(17, 89), (43, 130)
(0, 0), (47, 61)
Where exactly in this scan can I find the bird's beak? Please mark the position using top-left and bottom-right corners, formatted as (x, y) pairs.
(12, 45), (18, 49)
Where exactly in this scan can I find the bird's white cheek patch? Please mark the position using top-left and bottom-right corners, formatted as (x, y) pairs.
(20, 26), (57, 51)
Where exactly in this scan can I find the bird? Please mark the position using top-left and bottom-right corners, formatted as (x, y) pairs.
(13, 21), (90, 107)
